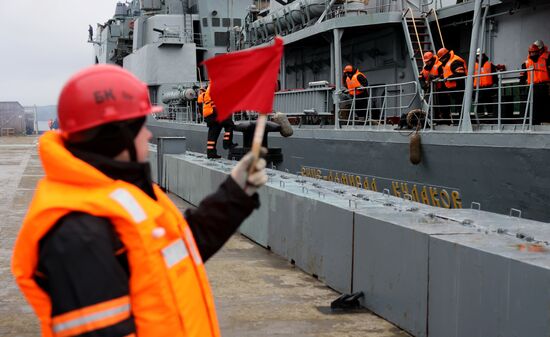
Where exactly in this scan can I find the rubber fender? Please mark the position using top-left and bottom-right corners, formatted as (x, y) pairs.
(272, 112), (294, 137)
(409, 133), (422, 165)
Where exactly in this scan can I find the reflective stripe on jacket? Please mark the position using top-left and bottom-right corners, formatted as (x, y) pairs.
(12, 131), (221, 337)
(346, 70), (366, 96)
(474, 61), (494, 88)
(442, 51), (467, 89)
(525, 56), (550, 84)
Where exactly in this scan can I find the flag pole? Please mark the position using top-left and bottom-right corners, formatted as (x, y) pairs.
(248, 113), (267, 174)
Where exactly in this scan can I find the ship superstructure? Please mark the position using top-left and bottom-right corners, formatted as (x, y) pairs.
(93, 0), (550, 221)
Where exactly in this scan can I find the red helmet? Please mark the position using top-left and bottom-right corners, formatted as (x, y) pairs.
(58, 65), (162, 135)
(423, 51), (434, 62)
(529, 43), (541, 53)
(343, 65), (354, 73)
(436, 48), (449, 59)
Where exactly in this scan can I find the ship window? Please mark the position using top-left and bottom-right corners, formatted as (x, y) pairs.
(233, 18), (242, 27)
(214, 32), (229, 46)
(212, 17), (220, 27)
(222, 18), (231, 27)
(202, 18), (208, 27)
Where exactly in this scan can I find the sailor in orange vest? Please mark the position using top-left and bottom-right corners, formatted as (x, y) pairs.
(195, 86), (206, 122)
(343, 64), (369, 118)
(419, 51), (442, 90)
(473, 48), (499, 119)
(200, 84), (237, 159)
(11, 65), (268, 337)
(521, 41), (550, 124)
(520, 40), (550, 124)
(437, 48), (467, 123)
(418, 51), (447, 124)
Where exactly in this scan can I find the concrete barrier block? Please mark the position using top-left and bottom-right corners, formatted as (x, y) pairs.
(352, 209), (477, 337)
(266, 187), (353, 293)
(240, 186), (270, 247)
(429, 233), (550, 337)
(353, 214), (429, 337)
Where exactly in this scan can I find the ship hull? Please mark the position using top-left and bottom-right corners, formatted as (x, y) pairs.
(149, 119), (550, 222)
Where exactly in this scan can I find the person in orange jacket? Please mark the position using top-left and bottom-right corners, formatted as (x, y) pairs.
(12, 65), (268, 337)
(419, 51), (442, 90)
(520, 41), (550, 124)
(437, 47), (467, 123)
(343, 64), (369, 119)
(200, 84), (237, 159)
(473, 48), (500, 119)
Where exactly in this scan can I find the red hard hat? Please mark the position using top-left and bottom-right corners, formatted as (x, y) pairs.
(423, 51), (434, 62)
(436, 48), (449, 59)
(58, 64), (162, 135)
(343, 65), (353, 73)
(529, 43), (540, 53)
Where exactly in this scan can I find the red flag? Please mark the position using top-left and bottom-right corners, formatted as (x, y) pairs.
(203, 37), (284, 121)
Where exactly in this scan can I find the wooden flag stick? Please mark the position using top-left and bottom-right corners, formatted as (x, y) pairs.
(248, 113), (267, 175)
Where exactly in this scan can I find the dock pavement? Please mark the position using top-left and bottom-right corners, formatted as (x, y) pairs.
(0, 135), (409, 337)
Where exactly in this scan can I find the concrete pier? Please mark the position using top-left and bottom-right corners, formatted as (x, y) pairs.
(0, 135), (408, 337)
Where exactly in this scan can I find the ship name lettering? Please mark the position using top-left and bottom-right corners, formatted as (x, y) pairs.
(411, 184), (420, 202)
(440, 190), (451, 209)
(429, 187), (441, 207)
(300, 167), (461, 209)
(420, 186), (430, 205)
(452, 191), (462, 209)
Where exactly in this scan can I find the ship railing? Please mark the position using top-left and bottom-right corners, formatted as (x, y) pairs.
(156, 29), (194, 44)
(152, 103), (202, 124)
(324, 0), (396, 19)
(423, 68), (535, 132)
(339, 81), (419, 129)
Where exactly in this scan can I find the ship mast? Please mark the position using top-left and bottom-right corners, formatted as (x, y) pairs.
(459, 0), (484, 132)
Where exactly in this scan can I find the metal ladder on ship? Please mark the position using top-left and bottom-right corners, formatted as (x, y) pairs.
(401, 6), (445, 113)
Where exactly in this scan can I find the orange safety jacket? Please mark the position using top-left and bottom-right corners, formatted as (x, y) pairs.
(421, 60), (442, 89)
(346, 70), (366, 96)
(474, 61), (494, 88)
(12, 131), (221, 337)
(200, 86), (215, 118)
(442, 51), (467, 89)
(525, 56), (550, 84)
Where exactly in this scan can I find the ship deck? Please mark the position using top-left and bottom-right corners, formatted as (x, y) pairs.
(0, 135), (408, 337)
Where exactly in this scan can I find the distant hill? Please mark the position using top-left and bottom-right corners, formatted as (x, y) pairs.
(36, 105), (57, 121)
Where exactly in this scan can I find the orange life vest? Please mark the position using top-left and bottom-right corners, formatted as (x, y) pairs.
(12, 131), (221, 337)
(345, 70), (366, 96)
(525, 56), (550, 84)
(201, 86), (215, 117)
(442, 51), (467, 89)
(421, 60), (442, 89)
(474, 61), (494, 88)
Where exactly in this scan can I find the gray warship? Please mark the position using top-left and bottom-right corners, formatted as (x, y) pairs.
(92, 0), (550, 221)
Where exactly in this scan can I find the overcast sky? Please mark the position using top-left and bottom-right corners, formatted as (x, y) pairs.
(0, 1), (118, 106)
